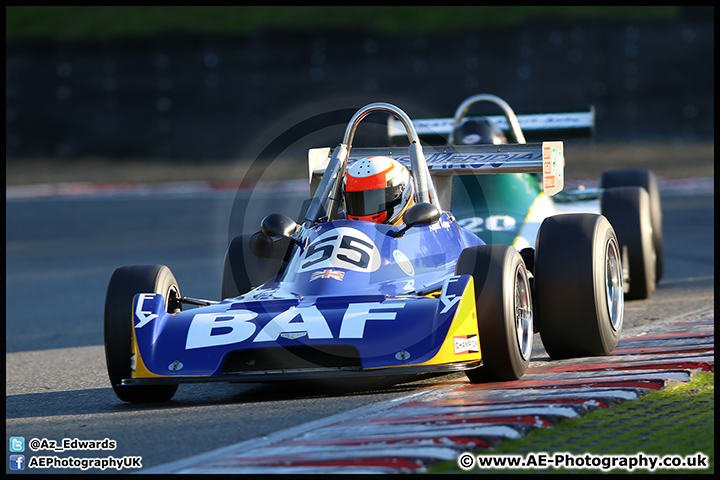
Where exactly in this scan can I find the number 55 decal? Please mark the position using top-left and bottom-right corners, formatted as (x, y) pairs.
(299, 227), (381, 273)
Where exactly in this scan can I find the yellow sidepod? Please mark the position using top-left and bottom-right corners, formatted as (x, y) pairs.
(406, 277), (482, 367)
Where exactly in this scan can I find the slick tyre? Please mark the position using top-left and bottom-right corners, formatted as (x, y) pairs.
(104, 265), (181, 403)
(535, 214), (624, 360)
(456, 244), (533, 382)
(221, 234), (288, 299)
(601, 186), (656, 300)
(600, 168), (663, 281)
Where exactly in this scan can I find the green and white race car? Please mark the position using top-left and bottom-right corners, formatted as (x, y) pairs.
(387, 93), (663, 302)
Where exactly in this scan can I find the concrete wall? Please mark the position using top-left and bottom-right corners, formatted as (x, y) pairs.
(6, 19), (713, 161)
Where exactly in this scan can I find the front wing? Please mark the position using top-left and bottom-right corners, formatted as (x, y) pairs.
(122, 275), (482, 386)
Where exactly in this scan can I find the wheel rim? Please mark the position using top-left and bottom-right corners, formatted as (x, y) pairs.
(514, 264), (533, 361)
(605, 237), (624, 331)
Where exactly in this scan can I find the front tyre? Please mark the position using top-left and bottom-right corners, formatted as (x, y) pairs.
(456, 245), (533, 382)
(104, 265), (180, 403)
(535, 214), (624, 360)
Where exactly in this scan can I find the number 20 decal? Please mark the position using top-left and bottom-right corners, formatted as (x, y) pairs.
(299, 227), (381, 273)
(457, 215), (517, 233)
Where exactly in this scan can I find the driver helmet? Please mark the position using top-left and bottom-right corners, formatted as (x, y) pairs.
(453, 117), (507, 145)
(343, 156), (415, 225)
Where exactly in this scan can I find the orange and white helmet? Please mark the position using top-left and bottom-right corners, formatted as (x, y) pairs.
(343, 156), (415, 225)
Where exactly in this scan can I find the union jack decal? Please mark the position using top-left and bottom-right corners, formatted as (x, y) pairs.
(310, 269), (345, 281)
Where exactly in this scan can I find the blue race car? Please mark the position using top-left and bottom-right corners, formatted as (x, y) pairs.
(104, 102), (624, 403)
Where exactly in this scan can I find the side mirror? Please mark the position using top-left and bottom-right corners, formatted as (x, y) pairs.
(392, 202), (441, 238)
(403, 202), (441, 227)
(261, 213), (298, 239)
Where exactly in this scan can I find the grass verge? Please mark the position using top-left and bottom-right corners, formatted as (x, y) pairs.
(6, 6), (679, 39)
(427, 371), (714, 474)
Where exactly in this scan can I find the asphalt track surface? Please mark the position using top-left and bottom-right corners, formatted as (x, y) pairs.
(5, 180), (714, 473)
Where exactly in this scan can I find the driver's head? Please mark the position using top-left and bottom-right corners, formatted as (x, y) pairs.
(343, 156), (415, 225)
(453, 117), (507, 145)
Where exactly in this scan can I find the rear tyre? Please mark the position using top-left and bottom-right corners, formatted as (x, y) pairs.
(535, 214), (624, 360)
(601, 186), (656, 299)
(456, 245), (533, 382)
(221, 234), (288, 299)
(104, 265), (180, 403)
(600, 168), (663, 281)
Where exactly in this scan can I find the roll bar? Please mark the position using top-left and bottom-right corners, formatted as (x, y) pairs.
(448, 93), (527, 145)
(304, 103), (440, 227)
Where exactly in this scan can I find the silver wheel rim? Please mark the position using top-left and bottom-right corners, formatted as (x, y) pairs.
(165, 284), (181, 314)
(514, 264), (533, 361)
(605, 238), (624, 331)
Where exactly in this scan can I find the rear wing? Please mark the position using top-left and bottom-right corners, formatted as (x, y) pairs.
(309, 142), (565, 208)
(388, 110), (594, 144)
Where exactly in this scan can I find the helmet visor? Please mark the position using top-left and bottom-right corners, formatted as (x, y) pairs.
(344, 184), (403, 217)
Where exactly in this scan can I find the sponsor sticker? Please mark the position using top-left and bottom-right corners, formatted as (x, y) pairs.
(280, 332), (308, 340)
(184, 301), (406, 349)
(541, 141), (564, 196)
(454, 334), (479, 355)
(134, 293), (161, 329)
(393, 250), (415, 276)
(310, 269), (345, 281)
